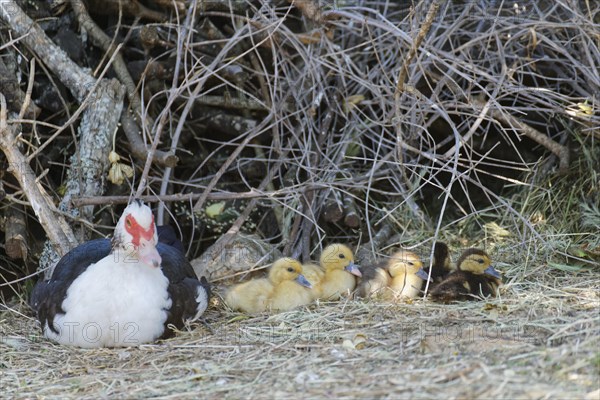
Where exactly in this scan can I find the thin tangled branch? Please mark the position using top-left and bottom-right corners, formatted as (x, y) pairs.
(0, 0), (598, 274)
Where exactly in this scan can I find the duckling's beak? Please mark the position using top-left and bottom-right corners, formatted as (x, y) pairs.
(416, 267), (430, 280)
(345, 262), (362, 277)
(484, 265), (501, 279)
(296, 274), (312, 288)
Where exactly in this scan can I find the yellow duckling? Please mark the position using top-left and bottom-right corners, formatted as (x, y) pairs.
(300, 262), (325, 300)
(317, 243), (362, 300)
(357, 249), (426, 300)
(385, 249), (426, 299)
(268, 259), (314, 311)
(430, 248), (501, 303)
(224, 258), (312, 313)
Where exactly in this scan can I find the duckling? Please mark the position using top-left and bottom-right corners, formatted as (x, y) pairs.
(317, 244), (362, 300)
(421, 241), (454, 289)
(357, 249), (426, 300)
(268, 259), (313, 311)
(429, 248), (502, 303)
(356, 258), (391, 298)
(300, 262), (325, 300)
(385, 249), (426, 299)
(225, 258), (312, 313)
(224, 271), (274, 314)
(428, 241), (453, 283)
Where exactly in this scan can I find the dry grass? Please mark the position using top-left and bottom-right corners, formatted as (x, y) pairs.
(2, 238), (599, 399)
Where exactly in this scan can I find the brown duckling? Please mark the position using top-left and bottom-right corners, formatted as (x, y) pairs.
(429, 241), (453, 283)
(421, 241), (454, 292)
(429, 248), (501, 303)
(357, 249), (426, 300)
(356, 259), (390, 298)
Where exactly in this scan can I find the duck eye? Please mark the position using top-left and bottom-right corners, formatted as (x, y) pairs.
(125, 218), (132, 228)
(287, 267), (294, 272)
(339, 254), (345, 259)
(477, 259), (484, 264)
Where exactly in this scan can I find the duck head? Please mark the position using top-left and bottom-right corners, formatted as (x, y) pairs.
(388, 249), (424, 278)
(112, 199), (161, 268)
(456, 248), (501, 278)
(320, 244), (362, 277)
(269, 258), (312, 288)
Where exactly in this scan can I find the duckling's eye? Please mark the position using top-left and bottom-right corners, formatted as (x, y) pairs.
(477, 258), (485, 264)
(339, 254), (345, 259)
(287, 267), (294, 272)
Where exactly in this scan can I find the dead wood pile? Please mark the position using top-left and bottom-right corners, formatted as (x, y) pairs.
(0, 0), (598, 296)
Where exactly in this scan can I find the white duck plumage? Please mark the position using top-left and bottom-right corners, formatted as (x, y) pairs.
(31, 200), (210, 348)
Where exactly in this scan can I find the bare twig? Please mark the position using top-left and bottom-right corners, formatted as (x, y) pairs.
(72, 190), (270, 207)
(395, 1), (440, 94)
(0, 58), (39, 118)
(86, 0), (166, 21)
(17, 58), (37, 120)
(473, 98), (571, 172)
(193, 95), (268, 111)
(120, 113), (178, 167)
(0, 94), (76, 255)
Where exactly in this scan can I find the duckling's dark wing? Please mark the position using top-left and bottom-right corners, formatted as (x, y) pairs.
(467, 274), (499, 298)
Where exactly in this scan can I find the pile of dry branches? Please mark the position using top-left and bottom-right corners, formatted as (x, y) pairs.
(0, 0), (598, 295)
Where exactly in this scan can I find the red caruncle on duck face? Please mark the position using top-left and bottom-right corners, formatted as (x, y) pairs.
(120, 206), (161, 268)
(124, 213), (156, 247)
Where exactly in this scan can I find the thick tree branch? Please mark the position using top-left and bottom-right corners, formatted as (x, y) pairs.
(1, 1), (126, 273)
(0, 1), (94, 102)
(70, 0), (177, 168)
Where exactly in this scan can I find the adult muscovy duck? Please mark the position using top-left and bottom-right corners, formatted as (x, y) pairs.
(30, 199), (210, 348)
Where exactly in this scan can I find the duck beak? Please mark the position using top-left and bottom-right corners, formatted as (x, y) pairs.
(345, 262), (362, 277)
(138, 239), (162, 268)
(484, 265), (501, 279)
(416, 267), (430, 280)
(296, 274), (312, 288)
